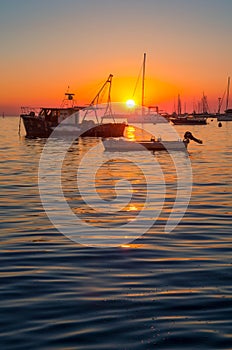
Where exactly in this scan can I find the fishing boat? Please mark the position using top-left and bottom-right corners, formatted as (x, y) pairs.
(20, 75), (127, 138)
(103, 131), (202, 152)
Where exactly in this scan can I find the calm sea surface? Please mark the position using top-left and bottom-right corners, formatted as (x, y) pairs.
(1, 116), (232, 349)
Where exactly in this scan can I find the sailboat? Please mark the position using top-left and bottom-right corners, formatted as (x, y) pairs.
(170, 94), (208, 125)
(126, 53), (168, 124)
(217, 77), (232, 121)
(103, 53), (203, 152)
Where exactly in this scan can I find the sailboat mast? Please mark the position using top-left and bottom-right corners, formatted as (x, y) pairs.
(141, 53), (146, 115)
(226, 76), (230, 110)
(177, 94), (182, 115)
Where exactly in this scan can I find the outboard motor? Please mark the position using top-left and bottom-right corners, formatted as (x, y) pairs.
(184, 131), (202, 144)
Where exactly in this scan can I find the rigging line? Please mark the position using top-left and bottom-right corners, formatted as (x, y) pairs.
(132, 63), (143, 98)
(219, 88), (227, 109)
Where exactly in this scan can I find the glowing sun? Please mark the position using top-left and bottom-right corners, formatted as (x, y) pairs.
(126, 99), (136, 108)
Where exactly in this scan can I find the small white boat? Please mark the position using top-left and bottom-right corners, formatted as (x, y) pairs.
(103, 138), (187, 151)
(103, 131), (202, 152)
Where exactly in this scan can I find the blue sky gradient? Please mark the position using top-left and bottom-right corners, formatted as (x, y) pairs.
(0, 0), (231, 113)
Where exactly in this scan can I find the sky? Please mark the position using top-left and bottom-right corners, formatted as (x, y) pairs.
(0, 0), (232, 115)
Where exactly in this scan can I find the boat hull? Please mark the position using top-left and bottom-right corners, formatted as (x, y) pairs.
(21, 115), (52, 138)
(21, 115), (126, 138)
(217, 115), (232, 121)
(103, 139), (188, 152)
(171, 117), (207, 125)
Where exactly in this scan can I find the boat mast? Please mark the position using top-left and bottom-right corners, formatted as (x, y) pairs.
(177, 94), (182, 115)
(225, 76), (230, 110)
(141, 53), (146, 115)
(202, 92), (209, 114)
(217, 97), (222, 114)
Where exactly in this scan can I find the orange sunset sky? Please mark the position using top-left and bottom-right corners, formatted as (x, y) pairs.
(0, 0), (232, 115)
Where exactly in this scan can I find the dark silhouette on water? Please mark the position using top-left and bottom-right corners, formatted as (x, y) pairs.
(183, 131), (203, 144)
(20, 75), (127, 139)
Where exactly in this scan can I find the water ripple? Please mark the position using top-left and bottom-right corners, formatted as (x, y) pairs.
(0, 118), (232, 349)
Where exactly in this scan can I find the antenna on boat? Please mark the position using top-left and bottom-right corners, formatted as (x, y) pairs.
(61, 86), (76, 108)
(65, 92), (75, 101)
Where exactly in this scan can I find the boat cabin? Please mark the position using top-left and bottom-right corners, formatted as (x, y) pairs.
(38, 107), (79, 124)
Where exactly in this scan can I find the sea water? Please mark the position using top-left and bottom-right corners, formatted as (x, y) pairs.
(0, 117), (232, 349)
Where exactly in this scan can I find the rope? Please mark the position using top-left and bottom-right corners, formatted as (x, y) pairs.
(132, 63), (143, 98)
